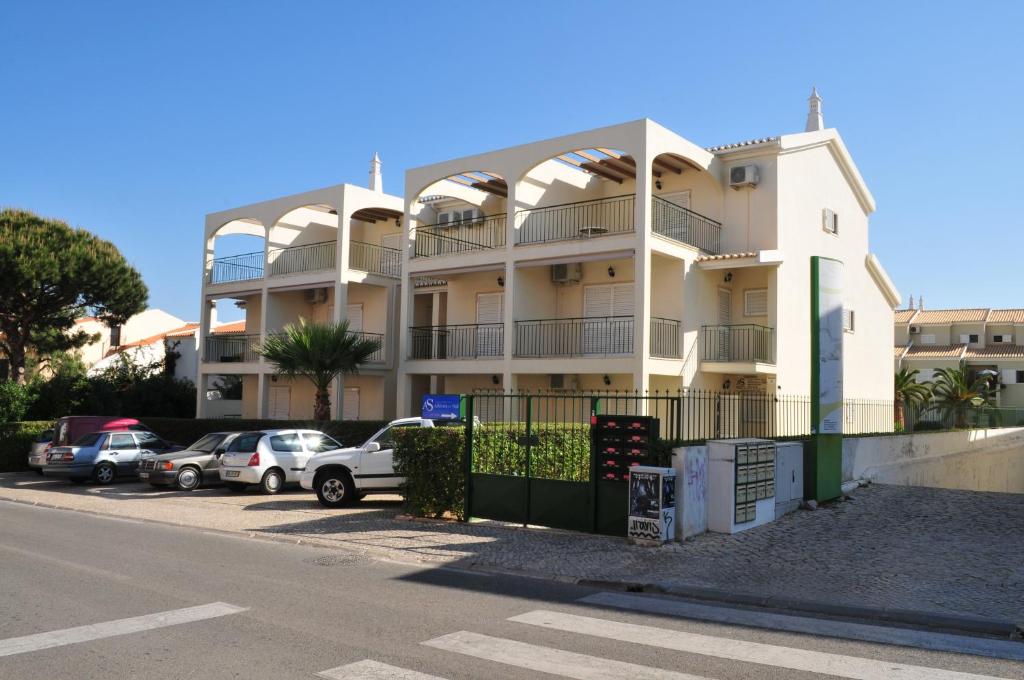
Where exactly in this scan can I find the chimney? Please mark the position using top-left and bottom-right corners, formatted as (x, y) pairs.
(368, 152), (383, 193)
(919, 295), (925, 311)
(805, 87), (824, 132)
(908, 294), (915, 310)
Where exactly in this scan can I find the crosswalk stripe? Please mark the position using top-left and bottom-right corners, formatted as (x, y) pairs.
(579, 592), (1024, 662)
(422, 631), (710, 679)
(0, 602), (247, 658)
(510, 610), (1011, 680)
(317, 660), (447, 679)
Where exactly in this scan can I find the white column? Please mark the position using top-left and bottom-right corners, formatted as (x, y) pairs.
(502, 181), (518, 390)
(396, 199), (416, 417)
(256, 372), (268, 418)
(633, 140), (653, 399)
(332, 207), (350, 421)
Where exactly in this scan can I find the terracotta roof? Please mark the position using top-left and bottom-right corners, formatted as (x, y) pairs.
(912, 308), (988, 324)
(75, 316), (98, 325)
(695, 251), (757, 263)
(165, 323), (201, 338)
(965, 345), (1024, 359)
(706, 137), (779, 153)
(904, 344), (967, 359)
(211, 320), (247, 334)
(894, 309), (919, 324)
(988, 309), (1024, 324)
(894, 345), (909, 358)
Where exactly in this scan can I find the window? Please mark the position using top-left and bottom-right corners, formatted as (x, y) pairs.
(993, 334), (1012, 344)
(109, 325), (122, 347)
(822, 208), (838, 235)
(302, 432), (342, 453)
(188, 434), (224, 453)
(843, 309), (855, 333)
(920, 334), (936, 345)
(959, 334), (979, 344)
(269, 433), (302, 452)
(744, 289), (768, 317)
(72, 432), (102, 447)
(342, 387), (360, 421)
(372, 423), (420, 450)
(108, 433), (137, 450)
(135, 432), (167, 449)
(228, 432), (263, 453)
(1018, 370), (1024, 384)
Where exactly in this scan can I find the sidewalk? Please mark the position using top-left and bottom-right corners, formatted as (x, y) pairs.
(2, 473), (1021, 628)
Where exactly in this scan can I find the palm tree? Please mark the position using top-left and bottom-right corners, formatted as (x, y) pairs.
(930, 367), (994, 429)
(257, 320), (382, 421)
(894, 368), (931, 429)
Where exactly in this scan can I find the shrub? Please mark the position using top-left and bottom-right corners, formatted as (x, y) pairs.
(0, 382), (33, 423)
(473, 423), (591, 481)
(393, 426), (465, 520)
(0, 421), (53, 472)
(140, 418), (388, 448)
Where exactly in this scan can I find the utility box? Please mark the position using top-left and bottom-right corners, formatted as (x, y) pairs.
(627, 465), (676, 544)
(708, 439), (776, 534)
(774, 442), (804, 519)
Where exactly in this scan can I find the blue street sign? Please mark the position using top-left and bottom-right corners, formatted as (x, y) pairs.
(421, 394), (462, 420)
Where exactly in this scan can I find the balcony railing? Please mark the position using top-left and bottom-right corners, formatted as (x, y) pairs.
(408, 324), (504, 359)
(412, 213), (506, 258)
(514, 316), (634, 357)
(208, 252), (264, 284)
(267, 241), (336, 277)
(652, 196), (722, 254)
(205, 334), (260, 363)
(516, 194), (634, 245)
(701, 324), (775, 364)
(352, 330), (386, 363)
(349, 241), (401, 278)
(650, 317), (682, 358)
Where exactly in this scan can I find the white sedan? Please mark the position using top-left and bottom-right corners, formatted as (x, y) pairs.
(219, 429), (343, 494)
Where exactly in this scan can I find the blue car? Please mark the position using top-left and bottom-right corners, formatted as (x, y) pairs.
(43, 430), (181, 484)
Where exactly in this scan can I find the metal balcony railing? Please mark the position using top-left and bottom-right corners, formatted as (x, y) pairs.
(204, 334), (261, 363)
(651, 196), (722, 254)
(349, 241), (401, 278)
(516, 194), (634, 245)
(514, 316), (634, 357)
(408, 324), (504, 359)
(208, 252), (264, 284)
(701, 324), (775, 363)
(412, 213), (506, 258)
(352, 331), (386, 363)
(267, 241), (336, 277)
(650, 317), (682, 358)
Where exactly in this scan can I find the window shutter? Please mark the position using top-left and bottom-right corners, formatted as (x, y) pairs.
(920, 334), (936, 345)
(611, 284), (634, 317)
(382, 233), (400, 250)
(584, 285), (612, 318)
(744, 289), (768, 316)
(462, 209), (476, 222)
(475, 293), (504, 324)
(342, 387), (360, 420)
(822, 208), (838, 234)
(843, 308), (855, 332)
(268, 386), (291, 420)
(346, 304), (363, 332)
(959, 334), (970, 344)
(1002, 369), (1018, 385)
(437, 212), (450, 225)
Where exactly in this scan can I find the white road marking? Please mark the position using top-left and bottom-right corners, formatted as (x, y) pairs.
(0, 543), (131, 582)
(579, 592), (1024, 662)
(0, 602), (247, 658)
(510, 610), (1013, 680)
(422, 631), (708, 679)
(317, 660), (447, 679)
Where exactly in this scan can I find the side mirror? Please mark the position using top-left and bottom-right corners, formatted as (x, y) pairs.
(364, 442), (381, 453)
(214, 448), (226, 457)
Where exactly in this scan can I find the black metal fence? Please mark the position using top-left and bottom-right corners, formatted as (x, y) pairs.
(352, 331), (386, 363)
(408, 324), (504, 359)
(651, 196), (722, 254)
(208, 251), (264, 284)
(204, 334), (260, 363)
(516, 194), (634, 245)
(702, 324), (775, 364)
(899, 401), (1024, 432)
(513, 317), (634, 357)
(349, 241), (401, 278)
(412, 213), (506, 257)
(267, 241), (335, 276)
(650, 317), (681, 358)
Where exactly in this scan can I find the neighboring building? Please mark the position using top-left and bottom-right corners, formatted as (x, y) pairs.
(74, 309), (191, 372)
(396, 91), (899, 425)
(197, 156), (402, 421)
(895, 306), (1024, 407)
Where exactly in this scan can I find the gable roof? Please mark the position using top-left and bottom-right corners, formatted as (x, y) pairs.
(988, 309), (1024, 324)
(903, 344), (968, 359)
(912, 308), (989, 324)
(895, 309), (919, 324)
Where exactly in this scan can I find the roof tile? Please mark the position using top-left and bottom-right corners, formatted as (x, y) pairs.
(912, 309), (989, 324)
(695, 251), (757, 263)
(988, 309), (1024, 324)
(904, 344), (967, 359)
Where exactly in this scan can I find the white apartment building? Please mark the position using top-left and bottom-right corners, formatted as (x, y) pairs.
(197, 158), (403, 421)
(396, 92), (900, 418)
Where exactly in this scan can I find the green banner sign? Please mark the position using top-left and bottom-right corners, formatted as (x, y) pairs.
(809, 256), (843, 502)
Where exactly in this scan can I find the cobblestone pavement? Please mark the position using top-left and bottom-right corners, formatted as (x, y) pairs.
(1, 474), (1021, 622)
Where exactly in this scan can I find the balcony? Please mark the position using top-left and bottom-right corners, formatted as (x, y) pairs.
(701, 325), (775, 367)
(652, 197), (721, 254)
(408, 324), (504, 360)
(650, 317), (682, 358)
(267, 241), (336, 277)
(514, 316), (634, 357)
(349, 241), (401, 278)
(208, 252), (264, 284)
(205, 334), (260, 363)
(352, 330), (386, 363)
(516, 195), (634, 245)
(412, 214), (506, 258)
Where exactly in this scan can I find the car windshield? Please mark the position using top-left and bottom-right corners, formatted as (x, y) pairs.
(188, 434), (223, 453)
(72, 432), (102, 447)
(301, 432), (341, 453)
(227, 432), (263, 452)
(35, 430), (53, 443)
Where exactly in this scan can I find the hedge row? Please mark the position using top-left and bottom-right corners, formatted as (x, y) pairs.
(393, 426), (465, 520)
(473, 423), (591, 481)
(0, 421), (54, 472)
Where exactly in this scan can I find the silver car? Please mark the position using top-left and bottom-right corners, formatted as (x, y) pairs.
(139, 432), (239, 491)
(27, 428), (54, 474)
(43, 430), (181, 484)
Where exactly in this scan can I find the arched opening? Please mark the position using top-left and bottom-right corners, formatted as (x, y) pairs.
(650, 152), (723, 254)
(411, 171), (507, 258)
(208, 218), (265, 284)
(349, 206), (403, 278)
(266, 204), (338, 277)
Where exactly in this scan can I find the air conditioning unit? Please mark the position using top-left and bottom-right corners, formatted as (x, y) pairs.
(909, 325), (921, 334)
(550, 374), (579, 391)
(551, 262), (582, 285)
(729, 165), (759, 189)
(305, 288), (329, 304)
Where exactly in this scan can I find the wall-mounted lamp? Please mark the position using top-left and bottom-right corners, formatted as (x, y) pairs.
(491, 375), (501, 385)
(328, 209), (338, 215)
(607, 266), (616, 278)
(655, 179), (663, 191)
(395, 218), (401, 227)
(497, 276), (505, 287)
(271, 375), (278, 383)
(603, 374), (612, 386)
(722, 379), (731, 390)
(724, 272), (733, 283)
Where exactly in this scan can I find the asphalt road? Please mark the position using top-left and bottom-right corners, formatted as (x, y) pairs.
(0, 500), (1021, 679)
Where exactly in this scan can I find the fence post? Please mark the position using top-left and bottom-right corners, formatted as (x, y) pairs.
(463, 395), (474, 521)
(523, 394), (533, 528)
(588, 396), (599, 533)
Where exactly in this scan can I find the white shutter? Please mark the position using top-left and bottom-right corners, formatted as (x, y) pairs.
(718, 288), (732, 326)
(584, 285), (612, 318)
(475, 293), (504, 357)
(920, 334), (936, 345)
(843, 309), (855, 333)
(611, 284), (634, 317)
(744, 289), (767, 316)
(347, 304), (363, 332)
(268, 386), (291, 420)
(382, 233), (400, 250)
(342, 387), (360, 420)
(822, 208), (838, 234)
(661, 191), (691, 209)
(959, 334), (970, 344)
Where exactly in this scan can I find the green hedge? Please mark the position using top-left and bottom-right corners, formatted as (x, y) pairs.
(393, 426), (465, 520)
(140, 418), (388, 448)
(473, 423), (591, 481)
(0, 421), (54, 472)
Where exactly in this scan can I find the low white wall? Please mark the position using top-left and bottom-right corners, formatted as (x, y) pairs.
(843, 427), (1024, 493)
(672, 446), (708, 539)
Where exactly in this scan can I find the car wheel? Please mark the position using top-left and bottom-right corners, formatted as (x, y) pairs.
(260, 468), (284, 495)
(175, 466), (202, 491)
(314, 469), (356, 508)
(93, 462), (116, 485)
(225, 482), (248, 492)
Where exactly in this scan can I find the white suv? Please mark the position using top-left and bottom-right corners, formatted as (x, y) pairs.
(299, 417), (436, 507)
(219, 429), (343, 494)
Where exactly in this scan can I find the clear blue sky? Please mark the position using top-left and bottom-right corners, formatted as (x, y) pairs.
(3, 1), (1022, 320)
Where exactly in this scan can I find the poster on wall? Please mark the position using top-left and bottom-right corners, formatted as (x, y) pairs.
(627, 467), (676, 543)
(814, 257), (844, 434)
